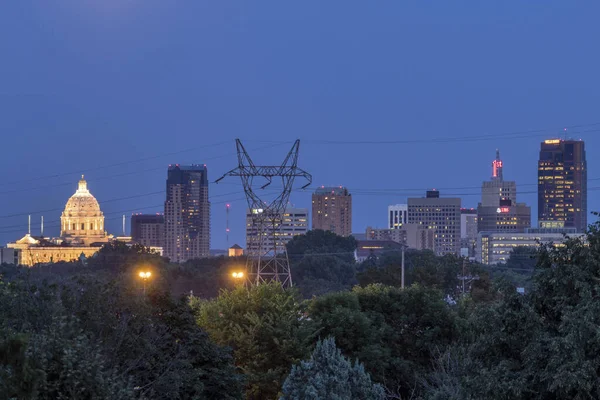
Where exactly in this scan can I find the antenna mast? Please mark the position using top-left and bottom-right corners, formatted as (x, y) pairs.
(226, 204), (230, 249)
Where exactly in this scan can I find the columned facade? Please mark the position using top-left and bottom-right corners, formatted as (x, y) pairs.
(60, 176), (106, 245)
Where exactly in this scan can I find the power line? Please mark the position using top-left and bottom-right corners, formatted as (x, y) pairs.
(2, 140), (232, 186)
(249, 122), (600, 146)
(0, 193), (255, 235)
(0, 142), (290, 196)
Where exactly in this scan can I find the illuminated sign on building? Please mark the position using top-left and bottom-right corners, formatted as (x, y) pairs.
(544, 139), (561, 144)
(492, 160), (503, 178)
(251, 209), (264, 214)
(496, 207), (510, 213)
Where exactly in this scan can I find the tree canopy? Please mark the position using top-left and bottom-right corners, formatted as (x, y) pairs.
(280, 337), (385, 400)
(192, 283), (315, 399)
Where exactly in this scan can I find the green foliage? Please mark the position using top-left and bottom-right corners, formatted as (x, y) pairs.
(286, 230), (357, 257)
(0, 264), (243, 400)
(357, 249), (494, 302)
(489, 245), (537, 290)
(167, 256), (247, 298)
(193, 283), (316, 399)
(280, 337), (385, 400)
(424, 220), (600, 399)
(286, 230), (358, 298)
(309, 284), (458, 398)
(291, 255), (356, 298)
(87, 241), (167, 273)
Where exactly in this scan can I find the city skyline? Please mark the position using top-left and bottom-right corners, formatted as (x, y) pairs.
(1, 2), (600, 250)
(0, 136), (595, 251)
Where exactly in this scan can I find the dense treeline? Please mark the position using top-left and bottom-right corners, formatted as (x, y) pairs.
(1, 224), (598, 399)
(0, 244), (243, 399)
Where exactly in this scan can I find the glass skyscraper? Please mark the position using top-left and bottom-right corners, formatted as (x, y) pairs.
(164, 164), (210, 262)
(538, 139), (587, 232)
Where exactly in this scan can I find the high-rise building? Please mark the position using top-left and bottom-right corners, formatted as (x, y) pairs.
(407, 190), (461, 256)
(388, 204), (408, 229)
(460, 208), (478, 258)
(538, 139), (587, 232)
(312, 186), (352, 237)
(131, 214), (165, 248)
(477, 150), (531, 233)
(164, 165), (210, 262)
(246, 208), (308, 254)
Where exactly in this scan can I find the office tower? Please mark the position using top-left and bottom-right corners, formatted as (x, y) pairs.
(407, 190), (461, 256)
(477, 150), (531, 233)
(388, 204), (408, 229)
(460, 208), (478, 258)
(246, 208), (308, 254)
(131, 213), (165, 248)
(312, 186), (352, 237)
(538, 139), (587, 232)
(164, 165), (210, 262)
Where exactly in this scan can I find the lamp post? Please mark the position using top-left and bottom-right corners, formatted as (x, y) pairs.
(139, 271), (152, 295)
(231, 271), (245, 286)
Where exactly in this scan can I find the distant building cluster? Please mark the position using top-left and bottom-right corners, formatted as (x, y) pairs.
(1, 138), (589, 267)
(6, 176), (112, 266)
(363, 139), (587, 264)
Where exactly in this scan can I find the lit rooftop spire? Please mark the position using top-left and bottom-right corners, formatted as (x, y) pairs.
(492, 149), (503, 180)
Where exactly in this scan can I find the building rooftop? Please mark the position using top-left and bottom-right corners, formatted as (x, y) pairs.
(168, 164), (206, 171)
(314, 186), (349, 196)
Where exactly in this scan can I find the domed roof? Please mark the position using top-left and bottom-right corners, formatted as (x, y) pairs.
(62, 175), (103, 217)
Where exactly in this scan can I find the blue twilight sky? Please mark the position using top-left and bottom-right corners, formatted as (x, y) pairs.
(1, 1), (600, 249)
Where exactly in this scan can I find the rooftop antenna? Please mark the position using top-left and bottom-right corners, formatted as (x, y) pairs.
(226, 204), (230, 249)
(41, 216), (44, 237)
(122, 215), (126, 236)
(28, 215), (31, 235)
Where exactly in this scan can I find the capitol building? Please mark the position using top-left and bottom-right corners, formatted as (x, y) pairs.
(7, 176), (112, 266)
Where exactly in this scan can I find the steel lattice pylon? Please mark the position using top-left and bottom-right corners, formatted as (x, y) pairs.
(215, 139), (311, 287)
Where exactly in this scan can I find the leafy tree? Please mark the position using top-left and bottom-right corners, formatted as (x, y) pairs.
(487, 246), (537, 291)
(0, 264), (243, 400)
(309, 284), (458, 397)
(291, 255), (356, 298)
(286, 230), (357, 258)
(280, 337), (385, 400)
(168, 255), (247, 298)
(193, 283), (316, 399)
(357, 249), (492, 301)
(425, 219), (600, 399)
(87, 241), (167, 273)
(286, 230), (358, 297)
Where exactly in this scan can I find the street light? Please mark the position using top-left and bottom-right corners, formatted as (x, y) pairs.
(139, 271), (152, 295)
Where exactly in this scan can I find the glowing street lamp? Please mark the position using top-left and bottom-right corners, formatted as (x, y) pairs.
(231, 271), (244, 279)
(138, 271), (152, 295)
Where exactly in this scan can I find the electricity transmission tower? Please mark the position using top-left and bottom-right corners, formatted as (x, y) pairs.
(215, 139), (311, 287)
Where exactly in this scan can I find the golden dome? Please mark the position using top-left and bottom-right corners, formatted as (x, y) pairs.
(63, 175), (102, 216)
(60, 175), (106, 244)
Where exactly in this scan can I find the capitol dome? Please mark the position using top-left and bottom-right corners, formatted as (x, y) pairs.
(60, 176), (106, 244)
